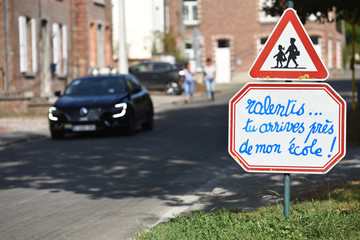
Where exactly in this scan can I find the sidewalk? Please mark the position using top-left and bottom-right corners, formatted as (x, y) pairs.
(0, 117), (49, 147)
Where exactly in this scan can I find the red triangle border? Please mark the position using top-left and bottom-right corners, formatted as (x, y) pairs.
(248, 8), (329, 81)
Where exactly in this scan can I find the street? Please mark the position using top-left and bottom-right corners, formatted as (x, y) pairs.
(0, 87), (238, 239)
(0, 80), (359, 240)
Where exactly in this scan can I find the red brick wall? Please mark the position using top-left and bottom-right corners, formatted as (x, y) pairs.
(0, 0), (113, 113)
(75, 0), (89, 77)
(0, 97), (30, 113)
(169, 0), (343, 73)
(5, 0), (71, 95)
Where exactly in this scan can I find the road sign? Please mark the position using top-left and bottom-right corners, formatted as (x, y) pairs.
(248, 8), (329, 81)
(228, 83), (346, 174)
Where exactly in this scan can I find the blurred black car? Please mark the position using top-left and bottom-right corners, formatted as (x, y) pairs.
(129, 61), (183, 95)
(48, 74), (153, 139)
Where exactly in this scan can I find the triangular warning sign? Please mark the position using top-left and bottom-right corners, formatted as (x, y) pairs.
(248, 8), (329, 81)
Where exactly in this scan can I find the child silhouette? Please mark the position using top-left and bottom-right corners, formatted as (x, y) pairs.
(273, 45), (286, 68)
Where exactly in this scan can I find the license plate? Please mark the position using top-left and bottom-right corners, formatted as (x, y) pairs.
(72, 124), (96, 132)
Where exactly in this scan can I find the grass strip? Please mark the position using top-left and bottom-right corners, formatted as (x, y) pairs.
(134, 183), (360, 240)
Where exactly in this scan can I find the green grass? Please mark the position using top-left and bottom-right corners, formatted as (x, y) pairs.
(134, 183), (360, 240)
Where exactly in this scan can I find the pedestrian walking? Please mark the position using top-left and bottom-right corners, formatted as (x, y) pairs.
(203, 58), (216, 101)
(180, 62), (196, 103)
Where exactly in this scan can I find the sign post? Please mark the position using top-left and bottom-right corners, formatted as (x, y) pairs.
(231, 5), (348, 218)
(285, 1), (294, 217)
(230, 6), (347, 218)
(284, 173), (290, 217)
(229, 83), (346, 217)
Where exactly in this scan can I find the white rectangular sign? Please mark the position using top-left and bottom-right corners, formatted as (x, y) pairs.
(229, 83), (346, 174)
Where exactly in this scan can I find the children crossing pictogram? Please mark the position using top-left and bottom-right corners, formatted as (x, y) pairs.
(249, 9), (329, 81)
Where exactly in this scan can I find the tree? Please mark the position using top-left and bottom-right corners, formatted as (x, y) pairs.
(264, 0), (360, 110)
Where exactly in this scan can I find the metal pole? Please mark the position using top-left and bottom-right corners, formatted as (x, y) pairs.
(283, 0), (294, 220)
(287, 0), (294, 9)
(284, 173), (290, 217)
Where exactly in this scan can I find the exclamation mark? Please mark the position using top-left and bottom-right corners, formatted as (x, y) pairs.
(328, 137), (337, 158)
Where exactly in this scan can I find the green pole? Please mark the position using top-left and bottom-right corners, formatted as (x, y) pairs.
(284, 173), (291, 217)
(283, 0), (293, 219)
(288, 1), (294, 8)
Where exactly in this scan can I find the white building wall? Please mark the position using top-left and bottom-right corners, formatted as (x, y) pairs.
(112, 0), (165, 61)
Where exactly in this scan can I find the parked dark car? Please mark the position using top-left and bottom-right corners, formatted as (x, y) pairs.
(48, 74), (153, 139)
(129, 61), (183, 95)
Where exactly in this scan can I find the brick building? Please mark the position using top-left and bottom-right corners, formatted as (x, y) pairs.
(0, 0), (113, 97)
(167, 0), (343, 83)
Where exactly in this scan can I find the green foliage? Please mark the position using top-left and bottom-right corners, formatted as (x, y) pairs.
(263, 0), (360, 24)
(162, 27), (182, 61)
(134, 183), (360, 240)
(345, 23), (360, 44)
(264, 0), (360, 72)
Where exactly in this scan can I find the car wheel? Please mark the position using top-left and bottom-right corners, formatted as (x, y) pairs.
(142, 109), (154, 131)
(51, 130), (64, 140)
(165, 81), (181, 95)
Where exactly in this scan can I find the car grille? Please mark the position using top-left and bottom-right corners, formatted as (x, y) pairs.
(63, 108), (107, 122)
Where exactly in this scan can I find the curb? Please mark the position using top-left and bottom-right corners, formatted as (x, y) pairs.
(0, 131), (48, 147)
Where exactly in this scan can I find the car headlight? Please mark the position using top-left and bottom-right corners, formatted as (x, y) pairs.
(113, 102), (127, 118)
(48, 106), (60, 121)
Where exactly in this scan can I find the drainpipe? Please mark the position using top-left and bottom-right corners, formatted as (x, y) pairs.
(5, 0), (11, 91)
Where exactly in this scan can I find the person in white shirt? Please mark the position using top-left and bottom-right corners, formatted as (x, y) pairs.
(203, 58), (216, 101)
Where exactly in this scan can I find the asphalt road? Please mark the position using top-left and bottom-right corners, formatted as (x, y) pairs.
(0, 88), (241, 240)
(0, 79), (359, 240)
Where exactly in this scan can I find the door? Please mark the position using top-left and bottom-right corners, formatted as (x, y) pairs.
(215, 39), (231, 83)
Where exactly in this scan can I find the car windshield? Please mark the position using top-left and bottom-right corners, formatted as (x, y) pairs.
(64, 76), (127, 96)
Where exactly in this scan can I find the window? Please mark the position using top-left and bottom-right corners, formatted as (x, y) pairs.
(259, 0), (278, 23)
(52, 23), (68, 75)
(89, 21), (107, 69)
(93, 0), (105, 6)
(126, 75), (141, 92)
(183, 0), (199, 25)
(310, 36), (322, 59)
(19, 16), (37, 73)
(218, 39), (230, 48)
(257, 37), (268, 54)
(131, 63), (150, 73)
(336, 41), (342, 69)
(328, 39), (333, 69)
(96, 23), (106, 68)
(153, 63), (170, 71)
